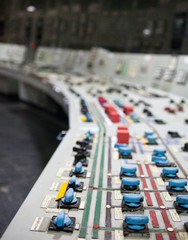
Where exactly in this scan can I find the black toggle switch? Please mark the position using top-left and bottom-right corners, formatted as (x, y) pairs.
(168, 131), (181, 138)
(154, 119), (166, 124)
(74, 153), (88, 166)
(72, 146), (90, 156)
(143, 108), (153, 117)
(73, 146), (86, 152)
(182, 143), (188, 152)
(76, 141), (92, 149)
(81, 107), (88, 114)
(184, 222), (188, 233)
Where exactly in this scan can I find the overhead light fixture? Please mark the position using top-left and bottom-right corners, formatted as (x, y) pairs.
(143, 29), (151, 36)
(26, 6), (36, 12)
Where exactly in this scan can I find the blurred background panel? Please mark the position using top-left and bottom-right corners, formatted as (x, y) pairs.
(0, 0), (188, 54)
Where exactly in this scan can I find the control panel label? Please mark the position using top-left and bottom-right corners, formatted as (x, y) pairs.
(169, 209), (181, 222)
(114, 208), (123, 220)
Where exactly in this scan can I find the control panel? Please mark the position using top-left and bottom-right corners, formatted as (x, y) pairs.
(0, 43), (26, 65)
(0, 44), (188, 240)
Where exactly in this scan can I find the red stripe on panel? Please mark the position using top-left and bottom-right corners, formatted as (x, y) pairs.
(145, 191), (153, 206)
(150, 178), (158, 190)
(145, 163), (152, 177)
(150, 210), (159, 228)
(156, 233), (164, 240)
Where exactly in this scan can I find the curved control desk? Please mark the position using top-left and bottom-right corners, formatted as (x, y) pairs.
(0, 45), (188, 240)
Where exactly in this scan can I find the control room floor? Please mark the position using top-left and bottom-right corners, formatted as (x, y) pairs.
(0, 94), (68, 237)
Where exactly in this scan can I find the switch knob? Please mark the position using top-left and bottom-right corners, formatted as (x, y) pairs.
(152, 155), (168, 164)
(123, 194), (144, 208)
(72, 162), (84, 174)
(75, 153), (87, 161)
(53, 210), (72, 227)
(153, 149), (166, 155)
(114, 99), (123, 108)
(86, 112), (92, 122)
(129, 113), (139, 122)
(69, 175), (81, 188)
(169, 179), (187, 192)
(76, 141), (92, 149)
(114, 143), (128, 148)
(122, 178), (140, 190)
(121, 166), (137, 177)
(61, 188), (77, 204)
(84, 131), (93, 142)
(163, 167), (178, 178)
(182, 143), (188, 152)
(144, 131), (154, 136)
(124, 215), (149, 230)
(118, 146), (133, 154)
(176, 195), (188, 209)
(81, 99), (87, 107)
(168, 131), (181, 138)
(73, 146), (87, 152)
(147, 135), (158, 143)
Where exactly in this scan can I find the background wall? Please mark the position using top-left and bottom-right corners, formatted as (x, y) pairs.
(1, 0), (188, 54)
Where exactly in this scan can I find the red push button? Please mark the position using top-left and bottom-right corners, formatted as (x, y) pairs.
(123, 105), (134, 115)
(109, 111), (120, 123)
(117, 130), (129, 144)
(118, 125), (128, 131)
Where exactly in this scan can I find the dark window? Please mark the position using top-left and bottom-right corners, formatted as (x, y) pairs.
(20, 0), (26, 10)
(0, 21), (5, 36)
(171, 13), (186, 50)
(28, 0), (47, 9)
(35, 18), (44, 46)
(49, 0), (56, 9)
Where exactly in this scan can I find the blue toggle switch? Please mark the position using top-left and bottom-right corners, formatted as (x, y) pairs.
(144, 131), (154, 136)
(114, 143), (128, 148)
(129, 113), (135, 118)
(87, 130), (92, 136)
(153, 149), (166, 155)
(119, 146), (133, 154)
(114, 99), (123, 108)
(122, 178), (140, 190)
(169, 179), (187, 191)
(130, 113), (139, 122)
(123, 194), (144, 208)
(176, 195), (188, 209)
(72, 162), (84, 174)
(62, 188), (77, 204)
(53, 210), (72, 227)
(69, 175), (81, 187)
(163, 167), (178, 178)
(121, 166), (137, 176)
(84, 132), (92, 141)
(147, 135), (158, 143)
(86, 112), (92, 122)
(81, 99), (87, 107)
(124, 215), (149, 230)
(152, 155), (168, 164)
